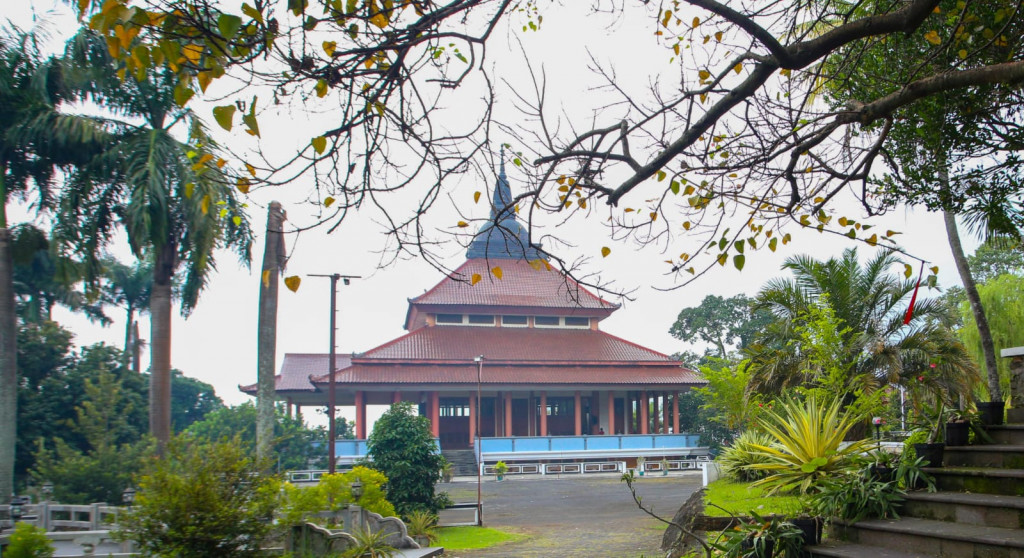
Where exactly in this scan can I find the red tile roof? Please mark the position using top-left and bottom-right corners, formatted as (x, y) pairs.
(315, 363), (702, 387)
(239, 353), (352, 393)
(410, 259), (617, 311)
(353, 325), (672, 363)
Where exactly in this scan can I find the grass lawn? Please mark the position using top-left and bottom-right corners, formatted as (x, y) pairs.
(434, 526), (527, 550)
(703, 479), (805, 517)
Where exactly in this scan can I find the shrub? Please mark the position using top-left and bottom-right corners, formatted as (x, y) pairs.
(278, 466), (396, 527)
(115, 436), (278, 558)
(717, 430), (775, 482)
(404, 510), (438, 543)
(5, 522), (54, 558)
(750, 394), (872, 494)
(810, 468), (905, 522)
(367, 402), (444, 515)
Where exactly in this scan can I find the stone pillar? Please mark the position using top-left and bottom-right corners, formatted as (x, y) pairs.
(1008, 352), (1024, 422)
(430, 391), (440, 438)
(607, 391), (615, 434)
(355, 391), (366, 439)
(392, 391), (401, 404)
(640, 391), (649, 435)
(469, 393), (477, 447)
(574, 391), (582, 436)
(673, 391), (680, 434)
(540, 392), (548, 436)
(504, 392), (513, 436)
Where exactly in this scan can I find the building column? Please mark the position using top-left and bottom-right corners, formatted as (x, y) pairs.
(430, 391), (440, 438)
(673, 391), (680, 434)
(296, 405), (302, 421)
(540, 392), (548, 436)
(392, 391), (402, 404)
(286, 397), (293, 418)
(504, 392), (513, 437)
(469, 393), (477, 447)
(355, 390), (366, 439)
(640, 390), (649, 435)
(607, 391), (615, 434)
(663, 392), (671, 433)
(574, 391), (582, 436)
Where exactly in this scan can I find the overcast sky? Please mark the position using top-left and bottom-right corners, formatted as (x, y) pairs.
(8, 2), (976, 427)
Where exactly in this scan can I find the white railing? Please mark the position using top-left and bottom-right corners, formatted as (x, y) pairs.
(1, 503), (123, 532)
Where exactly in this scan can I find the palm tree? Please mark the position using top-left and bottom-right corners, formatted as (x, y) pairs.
(102, 257), (153, 373)
(0, 25), (110, 499)
(745, 248), (980, 400)
(53, 33), (253, 447)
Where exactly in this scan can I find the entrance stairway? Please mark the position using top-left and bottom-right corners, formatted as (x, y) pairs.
(809, 422), (1024, 557)
(441, 449), (478, 477)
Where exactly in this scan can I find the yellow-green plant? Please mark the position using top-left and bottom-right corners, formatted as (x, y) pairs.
(278, 466), (396, 527)
(717, 430), (775, 482)
(750, 394), (872, 494)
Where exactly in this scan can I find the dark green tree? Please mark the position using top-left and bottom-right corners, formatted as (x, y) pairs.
(170, 370), (223, 432)
(669, 294), (773, 358)
(101, 257), (152, 372)
(367, 402), (444, 515)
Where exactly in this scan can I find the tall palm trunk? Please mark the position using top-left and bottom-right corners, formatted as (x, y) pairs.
(944, 209), (1001, 400)
(124, 307), (134, 370)
(256, 202), (285, 462)
(132, 321), (142, 374)
(149, 247), (175, 449)
(0, 200), (17, 499)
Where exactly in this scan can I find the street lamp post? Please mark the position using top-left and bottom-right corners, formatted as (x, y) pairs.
(474, 355), (484, 526)
(122, 487), (136, 510)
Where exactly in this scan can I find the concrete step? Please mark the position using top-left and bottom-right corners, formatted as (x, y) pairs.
(987, 425), (1024, 445)
(944, 445), (1024, 468)
(902, 491), (1024, 529)
(807, 542), (937, 558)
(830, 517), (1024, 557)
(927, 466), (1024, 497)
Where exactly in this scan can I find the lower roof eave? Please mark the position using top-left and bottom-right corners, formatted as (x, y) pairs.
(307, 382), (706, 392)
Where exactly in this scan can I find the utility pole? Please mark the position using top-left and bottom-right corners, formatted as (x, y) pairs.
(310, 273), (360, 474)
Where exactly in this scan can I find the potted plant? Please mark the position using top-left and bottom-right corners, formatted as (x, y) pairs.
(867, 449), (900, 483)
(493, 461), (508, 482)
(405, 510), (437, 548)
(944, 408), (972, 447)
(635, 456), (646, 476)
(660, 457), (670, 476)
(978, 399), (1005, 426)
(439, 459), (454, 483)
(713, 511), (804, 557)
(911, 401), (946, 468)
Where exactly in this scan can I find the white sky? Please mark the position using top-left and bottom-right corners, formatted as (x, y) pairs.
(8, 2), (977, 428)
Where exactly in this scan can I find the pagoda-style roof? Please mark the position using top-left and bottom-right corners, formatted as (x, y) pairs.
(240, 353), (352, 394)
(405, 259), (618, 330)
(465, 158), (545, 261)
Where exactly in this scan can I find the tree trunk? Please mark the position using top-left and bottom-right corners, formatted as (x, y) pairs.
(256, 202), (286, 463)
(124, 307), (134, 370)
(132, 320), (142, 374)
(943, 209), (1001, 400)
(150, 247), (175, 450)
(0, 226), (17, 501)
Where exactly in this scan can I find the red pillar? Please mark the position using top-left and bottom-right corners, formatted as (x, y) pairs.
(663, 392), (670, 434)
(355, 391), (366, 439)
(640, 390), (649, 435)
(574, 391), (582, 436)
(673, 391), (680, 434)
(607, 391), (615, 434)
(286, 397), (293, 418)
(504, 392), (513, 437)
(469, 394), (477, 447)
(392, 391), (401, 404)
(540, 392), (548, 436)
(430, 391), (440, 438)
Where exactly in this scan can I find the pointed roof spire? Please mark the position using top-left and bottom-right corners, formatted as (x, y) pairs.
(466, 146), (545, 261)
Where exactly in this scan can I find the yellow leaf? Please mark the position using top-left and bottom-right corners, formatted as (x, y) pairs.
(601, 246), (611, 258)
(698, 69), (711, 81)
(474, 191), (481, 203)
(866, 233), (878, 246)
(457, 221), (469, 228)
(284, 275), (302, 292)
(886, 230), (901, 237)
(556, 176), (566, 185)
(182, 44), (203, 64)
(324, 196), (335, 207)
(491, 266), (503, 279)
(683, 221), (691, 230)
(311, 136), (327, 154)
(315, 79), (328, 98)
(717, 253), (727, 266)
(904, 264), (913, 279)
(780, 68), (791, 77)
(650, 212), (658, 222)
(236, 177), (250, 194)
(734, 63), (742, 74)
(924, 30), (942, 45)
(262, 270), (271, 288)
(930, 266), (939, 274)
(529, 259), (544, 271)
(692, 16), (700, 28)
(323, 41), (337, 56)
(715, 31), (723, 42)
(200, 194), (210, 215)
(245, 163), (256, 176)
(370, 12), (389, 28)
(185, 182), (195, 198)
(471, 273), (481, 285)
(197, 71), (213, 92)
(838, 216), (848, 226)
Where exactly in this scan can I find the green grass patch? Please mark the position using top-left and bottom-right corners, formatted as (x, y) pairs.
(434, 526), (527, 550)
(703, 479), (805, 517)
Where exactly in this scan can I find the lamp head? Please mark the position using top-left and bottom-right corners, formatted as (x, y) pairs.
(474, 355), (484, 363)
(122, 487), (136, 505)
(350, 479), (364, 499)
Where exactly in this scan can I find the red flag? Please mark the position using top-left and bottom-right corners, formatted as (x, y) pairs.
(903, 262), (924, 325)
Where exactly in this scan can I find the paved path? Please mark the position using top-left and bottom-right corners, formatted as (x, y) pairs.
(438, 472), (702, 557)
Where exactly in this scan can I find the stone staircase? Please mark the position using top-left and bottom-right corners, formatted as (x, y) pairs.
(441, 449), (478, 477)
(809, 423), (1024, 558)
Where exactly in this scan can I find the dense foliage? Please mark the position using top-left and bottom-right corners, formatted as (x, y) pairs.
(115, 437), (277, 558)
(278, 466), (396, 527)
(367, 402), (445, 515)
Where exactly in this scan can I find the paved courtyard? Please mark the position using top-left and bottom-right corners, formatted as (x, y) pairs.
(438, 471), (703, 557)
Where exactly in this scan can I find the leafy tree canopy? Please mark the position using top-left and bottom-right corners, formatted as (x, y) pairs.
(367, 401), (444, 515)
(670, 294), (773, 358)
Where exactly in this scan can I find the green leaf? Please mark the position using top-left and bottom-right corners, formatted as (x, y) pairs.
(670, 180), (680, 194)
(311, 136), (327, 154)
(173, 84), (195, 107)
(733, 254), (745, 271)
(217, 14), (244, 39)
(241, 3), (264, 23)
(212, 105), (236, 131)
